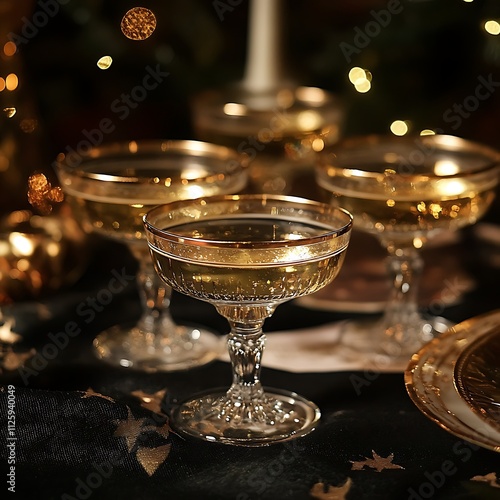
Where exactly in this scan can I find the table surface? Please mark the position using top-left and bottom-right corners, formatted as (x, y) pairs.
(2, 224), (500, 500)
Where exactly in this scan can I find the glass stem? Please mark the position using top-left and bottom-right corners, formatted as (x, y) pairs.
(226, 320), (266, 402)
(135, 254), (177, 338)
(381, 246), (424, 350)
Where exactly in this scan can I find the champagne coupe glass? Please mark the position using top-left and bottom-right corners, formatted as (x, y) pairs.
(315, 134), (500, 363)
(144, 194), (352, 446)
(54, 140), (248, 372)
(193, 86), (343, 197)
(191, 0), (344, 198)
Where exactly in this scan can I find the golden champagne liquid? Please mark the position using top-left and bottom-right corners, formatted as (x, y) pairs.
(60, 160), (247, 244)
(64, 187), (222, 244)
(317, 161), (498, 246)
(149, 217), (348, 303)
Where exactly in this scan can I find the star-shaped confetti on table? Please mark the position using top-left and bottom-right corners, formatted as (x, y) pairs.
(113, 407), (155, 452)
(131, 388), (168, 416)
(350, 451), (404, 472)
(113, 406), (172, 476)
(136, 444), (172, 477)
(153, 421), (170, 440)
(471, 472), (500, 488)
(310, 478), (352, 500)
(80, 387), (115, 403)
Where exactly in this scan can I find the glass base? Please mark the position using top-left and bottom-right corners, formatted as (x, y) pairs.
(171, 387), (321, 446)
(93, 324), (223, 372)
(337, 315), (453, 366)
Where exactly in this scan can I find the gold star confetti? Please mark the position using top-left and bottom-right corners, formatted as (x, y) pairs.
(152, 421), (170, 440)
(121, 7), (156, 41)
(136, 444), (171, 476)
(350, 451), (404, 472)
(80, 387), (115, 402)
(310, 478), (352, 500)
(113, 407), (172, 473)
(131, 388), (168, 415)
(114, 407), (151, 452)
(471, 472), (500, 488)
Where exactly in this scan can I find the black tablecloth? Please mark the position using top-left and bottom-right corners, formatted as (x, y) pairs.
(2, 228), (500, 500)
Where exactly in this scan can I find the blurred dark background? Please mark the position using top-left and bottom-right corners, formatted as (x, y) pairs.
(0, 0), (499, 214)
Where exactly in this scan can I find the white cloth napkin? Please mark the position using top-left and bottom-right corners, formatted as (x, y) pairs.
(217, 321), (410, 373)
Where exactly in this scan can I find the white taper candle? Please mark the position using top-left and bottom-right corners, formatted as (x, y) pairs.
(242, 0), (284, 94)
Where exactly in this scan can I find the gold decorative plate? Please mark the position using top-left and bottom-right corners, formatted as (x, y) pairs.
(454, 325), (500, 433)
(405, 309), (500, 452)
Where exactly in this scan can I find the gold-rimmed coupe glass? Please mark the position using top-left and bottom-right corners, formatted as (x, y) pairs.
(192, 85), (343, 197)
(144, 194), (352, 446)
(316, 134), (500, 363)
(54, 140), (248, 372)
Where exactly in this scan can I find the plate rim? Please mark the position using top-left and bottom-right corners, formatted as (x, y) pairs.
(404, 308), (500, 452)
(454, 325), (500, 434)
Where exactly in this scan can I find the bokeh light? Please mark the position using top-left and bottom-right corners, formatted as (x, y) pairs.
(5, 74), (18, 91)
(348, 67), (366, 84)
(390, 120), (409, 136)
(3, 108), (16, 118)
(484, 20), (500, 35)
(354, 80), (371, 93)
(97, 56), (113, 70)
(121, 7), (157, 41)
(3, 42), (16, 57)
(348, 67), (372, 94)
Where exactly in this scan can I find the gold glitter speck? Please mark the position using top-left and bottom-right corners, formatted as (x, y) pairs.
(27, 173), (64, 215)
(121, 7), (157, 41)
